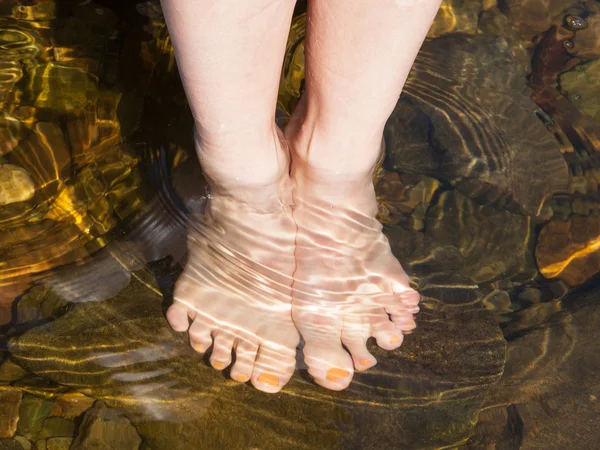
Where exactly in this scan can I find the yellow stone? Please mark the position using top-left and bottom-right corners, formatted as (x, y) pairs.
(0, 163), (35, 205)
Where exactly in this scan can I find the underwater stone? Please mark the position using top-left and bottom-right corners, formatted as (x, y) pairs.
(0, 165), (35, 206)
(0, 387), (22, 438)
(70, 402), (141, 450)
(16, 396), (54, 441)
(387, 34), (568, 217)
(0, 439), (23, 450)
(37, 419), (75, 440)
(44, 438), (71, 450)
(49, 393), (94, 419)
(9, 265), (505, 449)
(0, 359), (29, 384)
(536, 215), (600, 286)
(560, 59), (600, 124)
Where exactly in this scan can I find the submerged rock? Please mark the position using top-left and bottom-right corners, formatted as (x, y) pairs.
(8, 265), (505, 449)
(387, 34), (568, 217)
(70, 402), (140, 450)
(0, 388), (22, 438)
(469, 287), (600, 448)
(16, 396), (53, 441)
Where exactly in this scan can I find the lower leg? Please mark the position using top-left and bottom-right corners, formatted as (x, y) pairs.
(287, 0), (441, 390)
(288, 0), (441, 180)
(161, 0), (300, 393)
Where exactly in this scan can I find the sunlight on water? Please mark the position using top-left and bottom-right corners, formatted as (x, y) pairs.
(1, 0), (600, 449)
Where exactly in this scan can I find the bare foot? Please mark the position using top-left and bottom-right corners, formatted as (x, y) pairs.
(166, 132), (299, 393)
(289, 140), (420, 391)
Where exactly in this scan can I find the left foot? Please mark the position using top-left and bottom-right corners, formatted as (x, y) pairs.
(287, 112), (419, 391)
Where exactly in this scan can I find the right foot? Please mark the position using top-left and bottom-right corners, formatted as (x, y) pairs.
(166, 129), (300, 393)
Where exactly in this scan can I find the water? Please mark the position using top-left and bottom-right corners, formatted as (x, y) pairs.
(1, 0), (600, 449)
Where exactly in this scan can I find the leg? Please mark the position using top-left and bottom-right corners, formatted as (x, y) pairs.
(287, 0), (441, 390)
(161, 0), (299, 393)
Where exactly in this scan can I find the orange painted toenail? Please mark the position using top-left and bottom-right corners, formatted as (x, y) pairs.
(192, 343), (205, 353)
(327, 368), (350, 382)
(234, 375), (249, 382)
(389, 335), (402, 345)
(257, 373), (279, 387)
(359, 360), (373, 367)
(212, 361), (226, 370)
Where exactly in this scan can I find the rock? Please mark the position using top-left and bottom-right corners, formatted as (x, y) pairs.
(0, 439), (23, 450)
(12, 437), (30, 450)
(44, 438), (71, 450)
(536, 216), (600, 286)
(388, 34), (568, 217)
(50, 393), (94, 419)
(0, 165), (35, 206)
(497, 0), (574, 42)
(0, 388), (22, 438)
(427, 0), (484, 38)
(9, 267), (506, 449)
(70, 402), (140, 450)
(0, 359), (29, 383)
(470, 288), (600, 447)
(560, 59), (600, 124)
(37, 419), (75, 440)
(33, 441), (45, 450)
(425, 190), (537, 284)
(16, 396), (54, 441)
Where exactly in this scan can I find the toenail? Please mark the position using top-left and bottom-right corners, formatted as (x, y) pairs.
(192, 343), (205, 353)
(212, 361), (226, 370)
(234, 375), (249, 382)
(389, 335), (402, 345)
(327, 368), (350, 382)
(359, 359), (373, 367)
(257, 373), (279, 387)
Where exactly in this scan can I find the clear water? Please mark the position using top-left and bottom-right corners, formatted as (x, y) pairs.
(1, 1), (600, 449)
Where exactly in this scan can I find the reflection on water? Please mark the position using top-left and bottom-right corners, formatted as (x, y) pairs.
(1, 0), (599, 448)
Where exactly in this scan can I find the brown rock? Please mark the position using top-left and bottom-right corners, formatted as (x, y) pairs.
(536, 215), (600, 286)
(470, 288), (600, 448)
(560, 59), (600, 124)
(0, 359), (29, 384)
(45, 438), (71, 450)
(7, 263), (507, 450)
(0, 388), (22, 438)
(388, 34), (568, 217)
(50, 393), (94, 419)
(0, 439), (23, 450)
(70, 402), (140, 450)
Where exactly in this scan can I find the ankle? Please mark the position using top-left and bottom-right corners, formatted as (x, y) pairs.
(285, 99), (385, 183)
(195, 124), (290, 192)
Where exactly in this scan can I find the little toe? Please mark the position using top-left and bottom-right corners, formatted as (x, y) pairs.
(166, 302), (191, 332)
(370, 311), (403, 350)
(230, 339), (259, 383)
(210, 332), (236, 370)
(390, 313), (417, 333)
(251, 341), (296, 393)
(188, 317), (213, 353)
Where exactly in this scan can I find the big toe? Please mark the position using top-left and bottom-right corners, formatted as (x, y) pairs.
(251, 329), (298, 393)
(166, 302), (191, 332)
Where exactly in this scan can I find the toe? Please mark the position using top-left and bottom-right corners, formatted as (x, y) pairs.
(230, 338), (258, 383)
(166, 302), (191, 332)
(390, 313), (417, 333)
(188, 317), (213, 353)
(370, 309), (403, 350)
(251, 341), (296, 394)
(210, 331), (236, 369)
(341, 313), (376, 371)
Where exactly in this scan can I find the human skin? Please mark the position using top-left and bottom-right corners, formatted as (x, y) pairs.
(161, 0), (442, 392)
